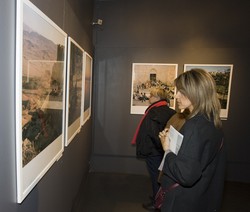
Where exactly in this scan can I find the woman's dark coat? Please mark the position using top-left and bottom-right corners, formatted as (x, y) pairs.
(161, 114), (226, 212)
(136, 100), (176, 158)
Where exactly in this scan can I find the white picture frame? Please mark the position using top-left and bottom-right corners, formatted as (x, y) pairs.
(81, 52), (93, 126)
(65, 37), (84, 146)
(184, 64), (233, 120)
(130, 63), (178, 114)
(15, 0), (67, 203)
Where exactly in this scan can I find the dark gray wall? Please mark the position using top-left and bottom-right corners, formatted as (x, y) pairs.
(0, 0), (93, 211)
(91, 0), (250, 182)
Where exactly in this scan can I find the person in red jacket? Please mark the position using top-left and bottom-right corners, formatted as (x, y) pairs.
(131, 87), (176, 211)
(159, 69), (226, 212)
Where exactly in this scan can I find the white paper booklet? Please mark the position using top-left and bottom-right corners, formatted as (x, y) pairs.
(158, 125), (184, 171)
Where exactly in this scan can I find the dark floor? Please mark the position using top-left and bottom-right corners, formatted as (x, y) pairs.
(73, 172), (250, 212)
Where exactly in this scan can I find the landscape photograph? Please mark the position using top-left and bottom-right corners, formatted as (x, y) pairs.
(184, 64), (233, 119)
(65, 38), (84, 145)
(21, 3), (66, 166)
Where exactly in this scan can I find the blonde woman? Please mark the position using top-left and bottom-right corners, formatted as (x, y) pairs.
(131, 87), (176, 210)
(159, 69), (226, 212)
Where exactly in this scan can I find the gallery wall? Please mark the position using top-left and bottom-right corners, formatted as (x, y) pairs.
(91, 0), (250, 182)
(0, 0), (94, 211)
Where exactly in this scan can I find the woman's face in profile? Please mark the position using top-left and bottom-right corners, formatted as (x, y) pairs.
(175, 91), (193, 111)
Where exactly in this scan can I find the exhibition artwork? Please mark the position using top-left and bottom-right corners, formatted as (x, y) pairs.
(130, 63), (178, 114)
(65, 37), (84, 146)
(82, 52), (93, 126)
(184, 64), (233, 119)
(15, 0), (67, 203)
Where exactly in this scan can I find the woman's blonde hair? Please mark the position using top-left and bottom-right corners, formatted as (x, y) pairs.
(174, 69), (222, 128)
(150, 87), (169, 102)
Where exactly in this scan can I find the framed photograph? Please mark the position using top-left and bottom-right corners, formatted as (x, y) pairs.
(184, 64), (233, 119)
(130, 63), (178, 114)
(15, 0), (67, 203)
(65, 37), (84, 146)
(81, 52), (93, 126)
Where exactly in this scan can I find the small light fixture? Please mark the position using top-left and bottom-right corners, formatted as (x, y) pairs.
(92, 19), (103, 26)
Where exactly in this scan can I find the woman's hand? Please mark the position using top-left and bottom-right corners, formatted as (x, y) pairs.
(159, 128), (170, 151)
